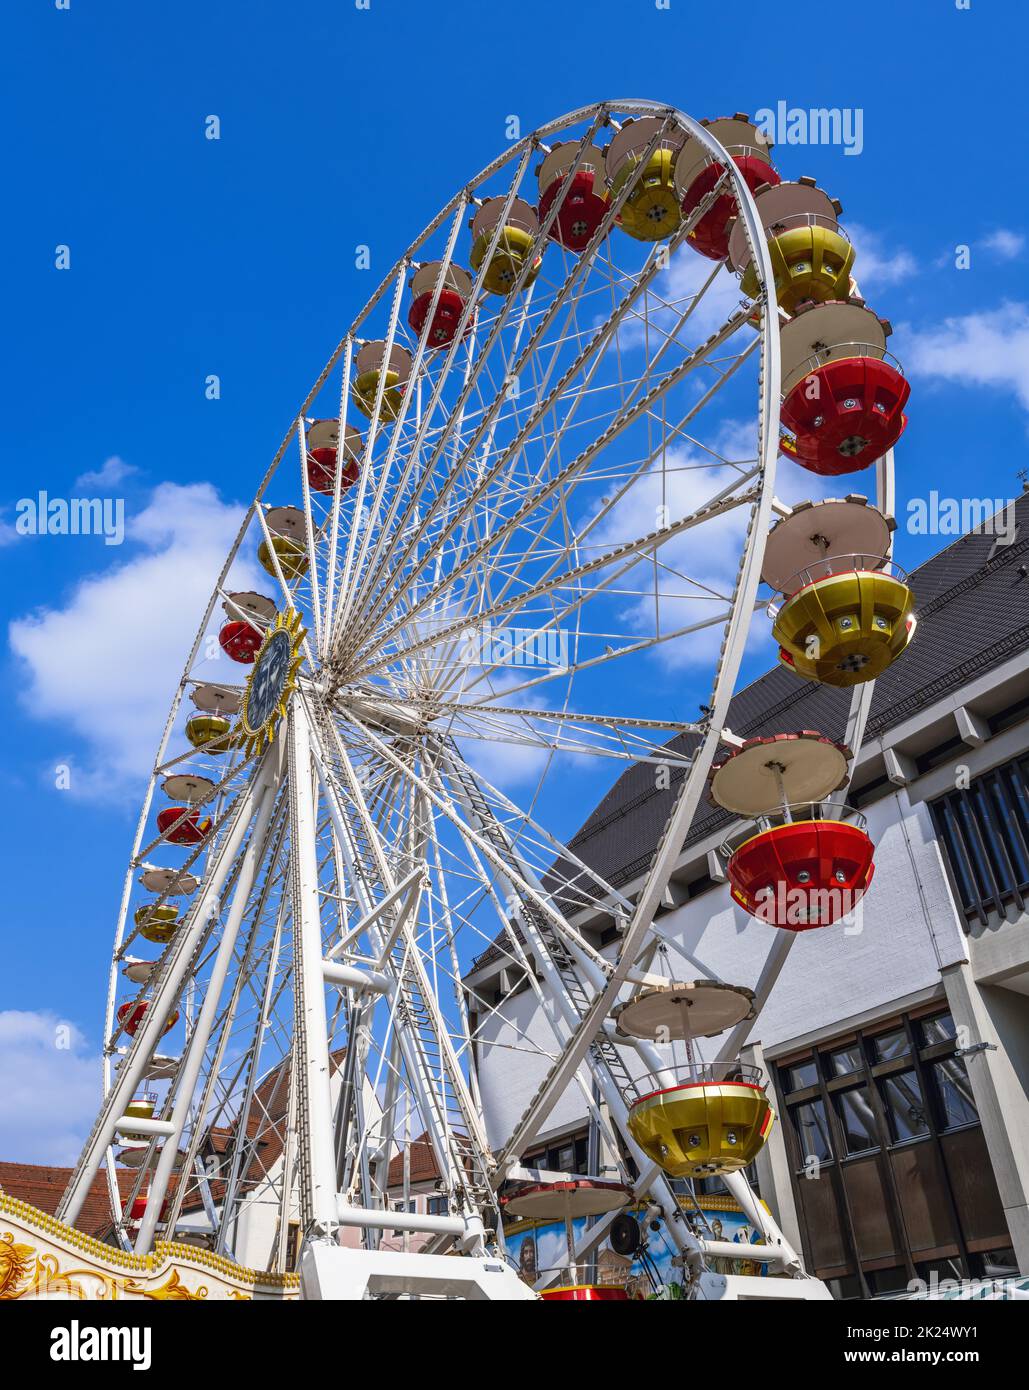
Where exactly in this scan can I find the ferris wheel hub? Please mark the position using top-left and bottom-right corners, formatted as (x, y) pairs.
(335, 687), (430, 736)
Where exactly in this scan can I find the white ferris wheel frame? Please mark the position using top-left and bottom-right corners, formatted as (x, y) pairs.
(54, 98), (895, 1298)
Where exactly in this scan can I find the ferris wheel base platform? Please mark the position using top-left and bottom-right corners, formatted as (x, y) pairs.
(298, 1240), (539, 1301)
(696, 1271), (833, 1300)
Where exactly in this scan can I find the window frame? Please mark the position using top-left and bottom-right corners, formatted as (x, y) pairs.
(773, 1007), (982, 1293)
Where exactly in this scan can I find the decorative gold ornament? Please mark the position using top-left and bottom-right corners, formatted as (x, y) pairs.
(238, 608), (305, 755)
(0, 1192), (298, 1301)
(0, 1232), (35, 1299)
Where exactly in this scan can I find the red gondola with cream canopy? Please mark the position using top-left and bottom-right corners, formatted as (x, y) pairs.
(305, 418), (363, 495)
(407, 261), (475, 347)
(710, 732), (875, 929)
(536, 141), (610, 252)
(778, 299), (910, 475)
(674, 115), (780, 262)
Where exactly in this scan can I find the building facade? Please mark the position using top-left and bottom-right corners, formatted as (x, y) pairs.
(465, 493), (1029, 1296)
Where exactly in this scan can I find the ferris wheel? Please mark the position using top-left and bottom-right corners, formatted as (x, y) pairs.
(56, 100), (913, 1301)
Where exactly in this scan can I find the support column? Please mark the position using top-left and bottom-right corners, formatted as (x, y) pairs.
(135, 746), (283, 1251)
(288, 698), (341, 1238)
(942, 961), (1029, 1272)
(59, 751), (279, 1229)
(742, 1041), (804, 1261)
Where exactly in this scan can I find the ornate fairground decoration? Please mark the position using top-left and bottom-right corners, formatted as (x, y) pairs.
(0, 1192), (299, 1301)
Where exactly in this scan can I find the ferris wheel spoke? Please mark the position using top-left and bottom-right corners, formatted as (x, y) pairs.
(455, 364), (761, 647)
(338, 192), (704, 655)
(341, 214), (707, 658)
(433, 738), (637, 918)
(335, 200), (473, 638)
(162, 827), (291, 1238)
(353, 481), (756, 687)
(349, 329), (755, 687)
(332, 111), (659, 638)
(342, 710), (617, 982)
(430, 707), (694, 767)
(332, 139), (542, 640)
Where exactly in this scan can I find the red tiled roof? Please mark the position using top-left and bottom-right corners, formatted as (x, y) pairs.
(0, 1162), (137, 1241)
(386, 1134), (442, 1189)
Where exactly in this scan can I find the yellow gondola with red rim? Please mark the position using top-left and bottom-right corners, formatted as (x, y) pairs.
(605, 116), (686, 243)
(627, 1063), (775, 1178)
(729, 180), (854, 314)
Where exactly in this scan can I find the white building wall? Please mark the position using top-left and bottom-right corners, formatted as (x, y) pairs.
(476, 979), (601, 1153)
(475, 787), (971, 1145)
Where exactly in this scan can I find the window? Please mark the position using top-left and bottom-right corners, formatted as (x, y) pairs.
(827, 1045), (863, 1076)
(774, 1009), (1010, 1295)
(834, 1086), (879, 1155)
(989, 694), (1029, 737)
(851, 773), (894, 810)
(915, 735), (966, 776)
(880, 1070), (930, 1142)
(930, 753), (1029, 921)
(525, 1134), (589, 1175)
(866, 1266), (909, 1296)
(691, 1163), (761, 1199)
(870, 1029), (909, 1063)
(427, 1195), (449, 1216)
(286, 1222), (302, 1273)
(919, 1012), (957, 1046)
(972, 1247), (1018, 1278)
(784, 1060), (819, 1091)
(795, 1099), (833, 1163)
(929, 1056), (978, 1129)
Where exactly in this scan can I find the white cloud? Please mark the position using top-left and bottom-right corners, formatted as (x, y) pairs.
(847, 223), (916, 291)
(981, 229), (1025, 262)
(900, 301), (1029, 413)
(74, 455), (138, 491)
(0, 1011), (100, 1165)
(9, 481), (258, 800)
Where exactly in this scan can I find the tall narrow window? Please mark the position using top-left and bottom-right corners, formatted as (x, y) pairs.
(930, 754), (1029, 920)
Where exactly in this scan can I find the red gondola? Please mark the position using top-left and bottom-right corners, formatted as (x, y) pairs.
(157, 805), (212, 846)
(675, 116), (780, 262)
(218, 619), (263, 664)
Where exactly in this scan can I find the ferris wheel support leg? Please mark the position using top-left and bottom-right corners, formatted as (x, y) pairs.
(58, 751), (281, 1231)
(308, 714), (495, 1215)
(288, 697), (342, 1238)
(718, 1170), (803, 1276)
(134, 743), (285, 1251)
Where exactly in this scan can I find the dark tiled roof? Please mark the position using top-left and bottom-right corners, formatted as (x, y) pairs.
(473, 493), (1029, 969)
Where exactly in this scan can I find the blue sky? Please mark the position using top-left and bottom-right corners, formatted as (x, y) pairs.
(1, 0), (1027, 1162)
